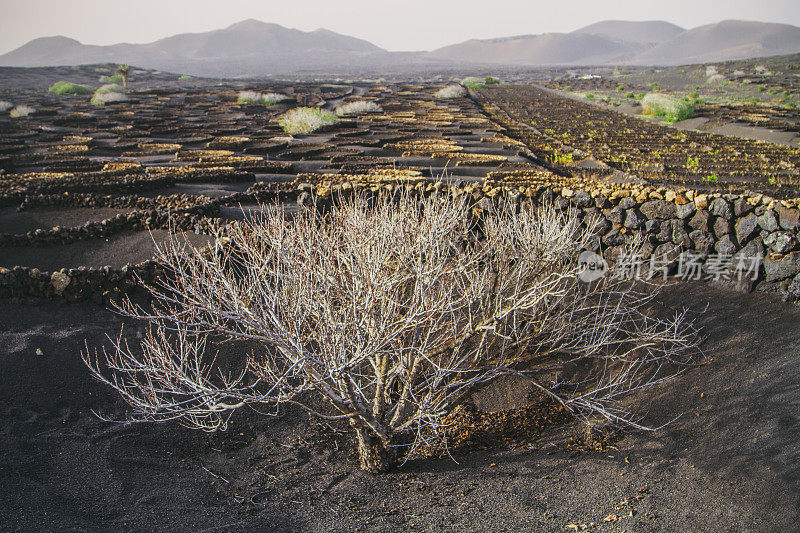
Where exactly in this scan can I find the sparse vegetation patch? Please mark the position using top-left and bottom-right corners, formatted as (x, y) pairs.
(278, 106), (337, 134)
(49, 81), (94, 95)
(9, 105), (34, 117)
(433, 84), (467, 99)
(461, 76), (486, 90)
(641, 93), (694, 122)
(334, 100), (383, 116)
(237, 90), (290, 106)
(91, 84), (128, 106)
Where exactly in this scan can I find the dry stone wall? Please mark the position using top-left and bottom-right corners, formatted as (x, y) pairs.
(2, 180), (800, 303)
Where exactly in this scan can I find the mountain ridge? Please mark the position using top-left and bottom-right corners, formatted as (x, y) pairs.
(2, 18), (799, 75)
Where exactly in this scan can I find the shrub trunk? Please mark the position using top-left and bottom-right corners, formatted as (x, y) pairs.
(352, 424), (397, 473)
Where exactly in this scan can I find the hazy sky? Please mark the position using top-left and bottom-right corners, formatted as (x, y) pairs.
(1, 0), (798, 54)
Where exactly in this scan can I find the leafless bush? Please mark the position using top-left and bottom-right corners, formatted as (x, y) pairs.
(84, 190), (700, 472)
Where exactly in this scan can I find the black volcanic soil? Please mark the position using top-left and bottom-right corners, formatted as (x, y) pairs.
(1, 281), (798, 532)
(0, 230), (212, 271)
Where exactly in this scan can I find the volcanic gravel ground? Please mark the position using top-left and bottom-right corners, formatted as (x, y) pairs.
(0, 230), (212, 270)
(0, 282), (798, 532)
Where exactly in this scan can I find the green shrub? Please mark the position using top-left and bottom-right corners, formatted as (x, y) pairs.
(625, 92), (634, 98)
(585, 93), (595, 101)
(49, 81), (94, 95)
(278, 107), (337, 134)
(768, 88), (779, 95)
(564, 86), (573, 92)
(460, 77), (486, 90)
(178, 75), (194, 81)
(484, 76), (500, 85)
(641, 93), (694, 122)
(552, 152), (574, 165)
(616, 84), (625, 92)
(100, 74), (123, 84)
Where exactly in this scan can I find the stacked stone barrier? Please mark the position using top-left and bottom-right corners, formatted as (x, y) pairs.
(2, 179), (800, 304)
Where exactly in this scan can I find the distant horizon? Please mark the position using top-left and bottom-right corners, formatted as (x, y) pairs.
(0, 0), (798, 55)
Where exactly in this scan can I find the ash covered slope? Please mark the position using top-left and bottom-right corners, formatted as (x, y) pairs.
(428, 32), (640, 65)
(428, 19), (800, 66)
(632, 20), (800, 65)
(572, 20), (685, 45)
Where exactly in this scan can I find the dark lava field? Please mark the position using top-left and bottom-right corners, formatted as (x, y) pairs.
(1, 64), (800, 532)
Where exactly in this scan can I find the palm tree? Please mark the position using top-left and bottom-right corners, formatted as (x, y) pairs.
(116, 64), (130, 90)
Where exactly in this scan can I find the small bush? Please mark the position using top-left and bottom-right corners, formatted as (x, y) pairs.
(334, 100), (383, 116)
(95, 84), (125, 95)
(564, 86), (573, 92)
(484, 76), (500, 85)
(49, 81), (94, 95)
(0, 101), (12, 112)
(237, 91), (290, 106)
(278, 107), (337, 134)
(91, 84), (127, 106)
(585, 93), (595, 101)
(84, 192), (700, 473)
(237, 90), (261, 104)
(178, 75), (194, 81)
(616, 84), (625, 92)
(625, 92), (634, 98)
(9, 105), (34, 118)
(433, 85), (467, 99)
(641, 93), (694, 122)
(261, 93), (290, 106)
(460, 76), (486, 90)
(100, 74), (123, 83)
